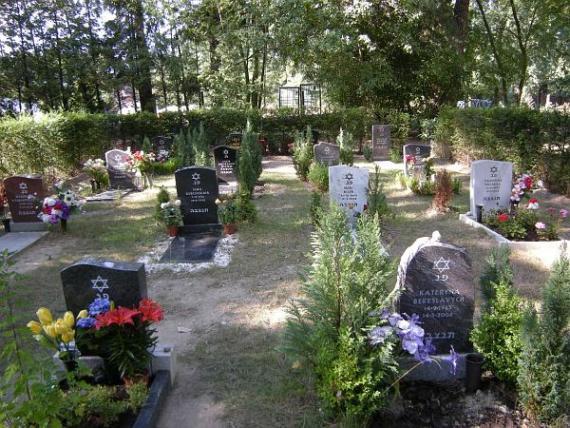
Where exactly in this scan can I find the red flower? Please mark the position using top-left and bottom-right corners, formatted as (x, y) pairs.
(497, 213), (510, 222)
(138, 298), (164, 323)
(524, 176), (532, 189)
(95, 307), (140, 329)
(529, 198), (538, 204)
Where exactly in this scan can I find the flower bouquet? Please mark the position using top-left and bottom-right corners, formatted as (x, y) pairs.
(160, 199), (182, 236)
(217, 198), (238, 234)
(83, 158), (110, 193)
(39, 196), (71, 231)
(76, 297), (164, 382)
(27, 307), (79, 370)
(131, 151), (156, 189)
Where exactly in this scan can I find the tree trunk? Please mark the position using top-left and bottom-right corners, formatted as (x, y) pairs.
(132, 0), (155, 113)
(453, 0), (470, 54)
(52, 11), (69, 110)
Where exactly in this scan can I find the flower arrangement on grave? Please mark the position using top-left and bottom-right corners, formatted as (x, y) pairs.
(398, 157), (436, 195)
(27, 307), (78, 368)
(0, 182), (6, 219)
(83, 158), (109, 192)
(38, 196), (71, 229)
(75, 297), (163, 381)
(160, 199), (182, 236)
(130, 151), (156, 188)
(216, 198), (238, 234)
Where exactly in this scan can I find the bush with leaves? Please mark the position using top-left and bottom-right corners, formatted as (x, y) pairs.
(470, 247), (522, 386)
(237, 125), (261, 198)
(235, 192), (258, 223)
(337, 128), (354, 165)
(283, 205), (396, 424)
(292, 126), (314, 181)
(432, 169), (453, 212)
(309, 191), (324, 226)
(367, 165), (390, 222)
(189, 123), (211, 167)
(363, 144), (373, 162)
(518, 253), (570, 425)
(308, 162), (329, 192)
(155, 187), (171, 222)
(174, 129), (192, 167)
(241, 120), (263, 181)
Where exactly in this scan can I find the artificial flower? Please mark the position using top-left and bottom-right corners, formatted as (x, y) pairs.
(63, 311), (75, 329)
(174, 199), (181, 207)
(95, 306), (140, 329)
(27, 320), (42, 335)
(560, 209), (569, 219)
(88, 297), (111, 316)
(77, 309), (88, 319)
(54, 319), (70, 335)
(37, 307), (53, 325)
(368, 326), (392, 346)
(527, 198), (539, 210)
(43, 323), (57, 338)
(498, 213), (510, 222)
(61, 330), (75, 344)
(160, 202), (168, 209)
(535, 222), (546, 230)
(76, 317), (96, 329)
(138, 298), (164, 323)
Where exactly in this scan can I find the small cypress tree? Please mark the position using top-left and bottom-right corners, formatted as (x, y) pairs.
(518, 253), (570, 424)
(292, 126), (314, 181)
(191, 122), (211, 167)
(337, 128), (354, 165)
(142, 136), (152, 153)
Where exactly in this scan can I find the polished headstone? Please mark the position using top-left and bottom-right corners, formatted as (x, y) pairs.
(372, 124), (391, 161)
(225, 133), (242, 149)
(159, 231), (221, 263)
(175, 167), (219, 227)
(403, 144), (431, 176)
(61, 259), (147, 315)
(313, 142), (340, 166)
(329, 165), (369, 226)
(105, 149), (137, 189)
(470, 160), (513, 216)
(213, 145), (238, 182)
(3, 175), (45, 223)
(152, 136), (173, 159)
(396, 232), (474, 354)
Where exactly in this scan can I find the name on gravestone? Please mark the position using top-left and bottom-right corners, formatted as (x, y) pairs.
(4, 176), (45, 223)
(61, 259), (147, 315)
(175, 167), (219, 226)
(213, 146), (238, 181)
(105, 149), (137, 189)
(329, 165), (369, 225)
(403, 144), (431, 176)
(372, 125), (391, 161)
(470, 160), (513, 216)
(314, 142), (340, 166)
(396, 231), (474, 354)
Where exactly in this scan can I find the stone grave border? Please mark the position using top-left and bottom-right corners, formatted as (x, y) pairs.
(459, 212), (569, 266)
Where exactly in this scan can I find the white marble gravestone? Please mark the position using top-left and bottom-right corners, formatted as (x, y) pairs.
(470, 160), (513, 216)
(329, 165), (369, 226)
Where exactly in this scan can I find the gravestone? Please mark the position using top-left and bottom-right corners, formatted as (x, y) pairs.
(329, 165), (369, 226)
(225, 133), (242, 149)
(313, 142), (340, 166)
(396, 231), (474, 355)
(470, 160), (513, 217)
(213, 145), (238, 182)
(175, 167), (219, 229)
(4, 175), (45, 223)
(372, 124), (391, 160)
(403, 144), (431, 176)
(152, 136), (173, 160)
(61, 259), (147, 315)
(105, 149), (137, 189)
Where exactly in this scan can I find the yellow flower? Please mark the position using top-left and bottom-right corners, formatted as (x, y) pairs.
(36, 307), (53, 325)
(43, 323), (56, 338)
(77, 310), (88, 319)
(63, 311), (75, 328)
(27, 320), (42, 335)
(61, 330), (75, 344)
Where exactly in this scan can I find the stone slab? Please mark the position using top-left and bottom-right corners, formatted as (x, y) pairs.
(399, 354), (467, 381)
(85, 190), (132, 202)
(0, 232), (48, 257)
(9, 221), (48, 232)
(133, 370), (171, 428)
(151, 343), (176, 386)
(159, 232), (221, 263)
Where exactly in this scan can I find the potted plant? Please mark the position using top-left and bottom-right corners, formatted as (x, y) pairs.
(160, 199), (182, 237)
(218, 198), (238, 235)
(83, 158), (110, 193)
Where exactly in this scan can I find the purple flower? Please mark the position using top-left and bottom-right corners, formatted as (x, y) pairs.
(388, 312), (403, 327)
(88, 297), (111, 316)
(415, 337), (435, 363)
(76, 317), (96, 329)
(368, 326), (393, 346)
(446, 346), (458, 375)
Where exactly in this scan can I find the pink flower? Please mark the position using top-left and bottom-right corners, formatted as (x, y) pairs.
(560, 209), (568, 219)
(498, 213), (510, 222)
(535, 222), (546, 230)
(527, 198), (539, 210)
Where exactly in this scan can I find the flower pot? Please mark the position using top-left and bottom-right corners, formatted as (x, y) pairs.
(2, 218), (10, 233)
(167, 226), (178, 237)
(223, 223), (237, 235)
(465, 353), (484, 393)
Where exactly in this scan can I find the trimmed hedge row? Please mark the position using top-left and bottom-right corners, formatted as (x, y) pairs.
(0, 108), (385, 177)
(435, 107), (570, 194)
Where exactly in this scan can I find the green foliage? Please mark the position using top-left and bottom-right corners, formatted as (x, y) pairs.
(152, 158), (180, 175)
(363, 145), (373, 162)
(142, 136), (152, 153)
(189, 123), (211, 167)
(432, 169), (453, 212)
(292, 126), (314, 181)
(397, 172), (436, 196)
(367, 166), (390, 222)
(337, 128), (354, 165)
(155, 187), (171, 222)
(283, 206), (396, 423)
(308, 162), (329, 193)
(471, 248), (522, 385)
(237, 123), (261, 197)
(235, 192), (258, 223)
(452, 177), (462, 195)
(518, 253), (570, 424)
(218, 199), (239, 225)
(309, 191), (323, 226)
(174, 129), (192, 167)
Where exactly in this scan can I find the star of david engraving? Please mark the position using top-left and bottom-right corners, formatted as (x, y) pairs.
(433, 257), (451, 274)
(19, 182), (28, 191)
(192, 172), (200, 181)
(91, 276), (109, 298)
(324, 147), (330, 154)
(223, 149), (228, 155)
(490, 166), (498, 174)
(344, 173), (354, 181)
(113, 154), (122, 162)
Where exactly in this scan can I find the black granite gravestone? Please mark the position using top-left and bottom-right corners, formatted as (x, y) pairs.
(4, 175), (44, 223)
(403, 144), (431, 176)
(152, 136), (173, 159)
(397, 233), (474, 354)
(105, 149), (137, 189)
(213, 146), (238, 182)
(225, 133), (242, 149)
(61, 259), (147, 315)
(175, 167), (219, 230)
(372, 124), (390, 160)
(313, 142), (340, 166)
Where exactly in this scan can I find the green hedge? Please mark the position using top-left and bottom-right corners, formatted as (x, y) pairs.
(435, 107), (570, 194)
(0, 108), (385, 177)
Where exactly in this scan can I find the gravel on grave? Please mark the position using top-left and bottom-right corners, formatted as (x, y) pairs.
(374, 376), (543, 428)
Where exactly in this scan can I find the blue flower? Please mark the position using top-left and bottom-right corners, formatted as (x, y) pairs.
(76, 317), (96, 329)
(446, 346), (458, 375)
(88, 297), (110, 316)
(368, 326), (393, 346)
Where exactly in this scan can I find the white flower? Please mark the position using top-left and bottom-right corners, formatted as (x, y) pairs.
(174, 199), (181, 207)
(40, 214), (51, 223)
(160, 202), (168, 209)
(396, 319), (410, 331)
(44, 197), (56, 207)
(535, 222), (546, 230)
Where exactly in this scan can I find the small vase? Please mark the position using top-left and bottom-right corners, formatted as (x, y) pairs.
(60, 219), (67, 233)
(168, 225), (178, 237)
(223, 223), (237, 235)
